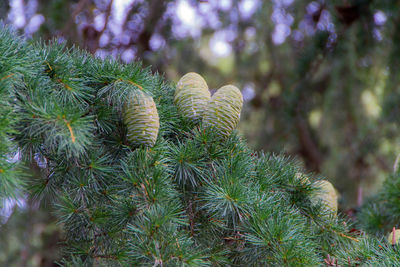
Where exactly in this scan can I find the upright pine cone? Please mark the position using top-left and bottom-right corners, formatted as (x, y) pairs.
(203, 85), (243, 137)
(174, 72), (211, 122)
(388, 228), (400, 245)
(123, 90), (160, 147)
(312, 180), (338, 217)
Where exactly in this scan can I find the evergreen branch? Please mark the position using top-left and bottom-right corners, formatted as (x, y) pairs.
(1, 24), (396, 266)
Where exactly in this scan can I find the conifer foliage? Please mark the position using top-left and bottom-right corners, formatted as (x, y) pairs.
(1, 26), (400, 266)
(0, 27), (36, 200)
(359, 167), (400, 240)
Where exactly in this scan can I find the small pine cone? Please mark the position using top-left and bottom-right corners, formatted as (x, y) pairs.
(203, 85), (243, 137)
(123, 90), (160, 147)
(388, 228), (400, 245)
(174, 72), (211, 122)
(312, 180), (338, 217)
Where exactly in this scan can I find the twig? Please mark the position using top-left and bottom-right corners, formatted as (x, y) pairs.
(300, 209), (359, 242)
(335, 231), (359, 242)
(64, 119), (76, 143)
(1, 73), (15, 80)
(118, 78), (144, 90)
(58, 79), (73, 91)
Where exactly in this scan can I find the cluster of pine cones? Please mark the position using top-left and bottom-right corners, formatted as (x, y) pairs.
(123, 72), (243, 148)
(174, 72), (243, 137)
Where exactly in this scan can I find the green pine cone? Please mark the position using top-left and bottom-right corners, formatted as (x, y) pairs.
(388, 229), (400, 245)
(123, 90), (160, 147)
(312, 180), (338, 217)
(203, 85), (243, 137)
(174, 72), (211, 122)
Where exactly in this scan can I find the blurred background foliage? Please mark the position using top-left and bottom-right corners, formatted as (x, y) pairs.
(2, 0), (400, 265)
